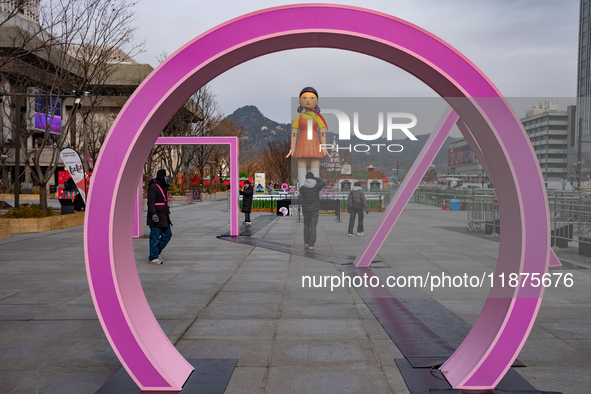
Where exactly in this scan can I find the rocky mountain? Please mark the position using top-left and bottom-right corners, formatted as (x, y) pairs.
(226, 105), (292, 149)
(227, 105), (457, 175)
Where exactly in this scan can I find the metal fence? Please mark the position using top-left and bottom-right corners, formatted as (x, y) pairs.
(462, 190), (591, 246)
(408, 187), (474, 209)
(425, 188), (591, 250)
(238, 190), (391, 212)
(466, 190), (499, 234)
(547, 192), (591, 248)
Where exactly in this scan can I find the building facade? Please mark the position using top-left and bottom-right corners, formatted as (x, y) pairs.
(337, 165), (386, 191)
(0, 0), (39, 24)
(448, 138), (484, 176)
(448, 101), (575, 189)
(521, 101), (575, 187)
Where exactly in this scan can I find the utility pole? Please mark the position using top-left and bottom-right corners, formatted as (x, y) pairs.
(578, 118), (582, 189)
(13, 97), (22, 208)
(481, 168), (485, 188)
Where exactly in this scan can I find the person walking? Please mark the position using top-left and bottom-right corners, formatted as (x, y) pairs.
(299, 172), (325, 250)
(240, 180), (253, 224)
(147, 169), (172, 264)
(347, 181), (368, 237)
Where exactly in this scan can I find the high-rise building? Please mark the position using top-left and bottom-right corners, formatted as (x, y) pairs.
(448, 101), (575, 189)
(520, 101), (575, 187)
(576, 0), (591, 183)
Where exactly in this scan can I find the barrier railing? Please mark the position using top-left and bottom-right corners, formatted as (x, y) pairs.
(408, 187), (474, 209)
(237, 190), (390, 212)
(547, 192), (591, 249)
(466, 190), (499, 234)
(462, 189), (591, 248)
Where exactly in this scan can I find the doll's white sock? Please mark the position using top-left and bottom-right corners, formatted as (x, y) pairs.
(298, 167), (307, 187)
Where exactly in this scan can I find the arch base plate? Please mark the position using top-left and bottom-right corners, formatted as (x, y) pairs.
(95, 359), (237, 394)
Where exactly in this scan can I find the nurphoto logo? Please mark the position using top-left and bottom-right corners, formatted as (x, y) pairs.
(319, 110), (418, 153)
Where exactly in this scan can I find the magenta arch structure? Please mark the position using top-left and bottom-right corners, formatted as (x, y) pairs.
(84, 4), (549, 391)
(131, 137), (240, 239)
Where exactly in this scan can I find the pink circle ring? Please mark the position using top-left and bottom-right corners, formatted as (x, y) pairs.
(84, 4), (549, 391)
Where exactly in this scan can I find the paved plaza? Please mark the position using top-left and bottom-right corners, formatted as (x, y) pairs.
(0, 197), (590, 393)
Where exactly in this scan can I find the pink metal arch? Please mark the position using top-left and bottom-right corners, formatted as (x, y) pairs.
(131, 137), (240, 238)
(84, 4), (548, 391)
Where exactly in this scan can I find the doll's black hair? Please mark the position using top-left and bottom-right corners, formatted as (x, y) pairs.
(297, 86), (321, 113)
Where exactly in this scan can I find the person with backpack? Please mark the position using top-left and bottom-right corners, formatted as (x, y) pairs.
(347, 181), (368, 237)
(147, 169), (172, 264)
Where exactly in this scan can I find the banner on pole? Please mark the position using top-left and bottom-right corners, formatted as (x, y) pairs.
(255, 173), (266, 194)
(60, 148), (87, 203)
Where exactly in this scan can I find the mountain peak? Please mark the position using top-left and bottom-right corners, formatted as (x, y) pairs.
(226, 105), (291, 147)
(227, 105), (264, 120)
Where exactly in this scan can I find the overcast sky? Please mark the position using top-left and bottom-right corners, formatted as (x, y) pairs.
(132, 0), (579, 131)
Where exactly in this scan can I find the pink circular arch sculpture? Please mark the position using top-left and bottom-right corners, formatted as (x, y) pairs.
(84, 4), (549, 391)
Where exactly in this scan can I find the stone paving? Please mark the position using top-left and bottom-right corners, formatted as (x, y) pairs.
(0, 197), (590, 393)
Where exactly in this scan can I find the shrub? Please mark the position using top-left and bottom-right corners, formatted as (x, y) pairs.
(167, 182), (186, 196)
(1, 204), (56, 218)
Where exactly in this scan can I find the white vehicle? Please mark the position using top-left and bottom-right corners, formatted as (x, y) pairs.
(436, 178), (463, 188)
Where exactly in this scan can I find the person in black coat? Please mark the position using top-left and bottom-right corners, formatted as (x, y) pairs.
(64, 177), (77, 199)
(147, 169), (172, 264)
(74, 193), (85, 211)
(240, 180), (253, 224)
(299, 172), (325, 250)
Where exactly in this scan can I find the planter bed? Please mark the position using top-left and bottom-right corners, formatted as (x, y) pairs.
(0, 220), (9, 239)
(4, 212), (85, 234)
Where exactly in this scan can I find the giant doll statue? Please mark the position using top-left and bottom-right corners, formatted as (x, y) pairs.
(286, 87), (330, 186)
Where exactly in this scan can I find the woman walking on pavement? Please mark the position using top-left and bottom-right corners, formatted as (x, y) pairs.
(147, 169), (172, 264)
(347, 181), (369, 237)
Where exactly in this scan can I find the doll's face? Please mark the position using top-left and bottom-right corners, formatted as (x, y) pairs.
(299, 92), (318, 110)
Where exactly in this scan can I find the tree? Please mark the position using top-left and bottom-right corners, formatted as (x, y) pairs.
(260, 138), (291, 186)
(207, 118), (243, 191)
(239, 142), (263, 181)
(143, 85), (242, 193)
(187, 86), (220, 192)
(1, 0), (143, 211)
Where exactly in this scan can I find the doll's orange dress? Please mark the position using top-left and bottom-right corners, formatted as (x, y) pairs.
(292, 111), (326, 159)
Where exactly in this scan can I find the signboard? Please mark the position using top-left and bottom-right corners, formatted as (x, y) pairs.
(34, 89), (61, 134)
(323, 172), (340, 178)
(448, 145), (475, 166)
(319, 200), (340, 219)
(58, 170), (91, 199)
(60, 148), (87, 203)
(352, 172), (369, 178)
(254, 172), (265, 194)
(277, 199), (291, 216)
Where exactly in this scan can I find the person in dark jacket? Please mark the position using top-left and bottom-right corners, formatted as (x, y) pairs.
(147, 169), (172, 264)
(299, 172), (325, 250)
(73, 193), (85, 211)
(347, 181), (369, 237)
(64, 177), (77, 199)
(240, 180), (253, 224)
